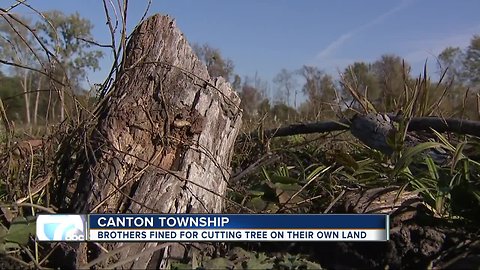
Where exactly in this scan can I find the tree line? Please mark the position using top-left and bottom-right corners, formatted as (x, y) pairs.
(193, 34), (480, 129)
(1, 10), (480, 129)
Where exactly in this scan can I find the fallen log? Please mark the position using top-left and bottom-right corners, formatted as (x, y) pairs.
(240, 114), (480, 157)
(242, 114), (480, 141)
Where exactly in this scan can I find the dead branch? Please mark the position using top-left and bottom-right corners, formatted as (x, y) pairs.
(241, 114), (480, 141)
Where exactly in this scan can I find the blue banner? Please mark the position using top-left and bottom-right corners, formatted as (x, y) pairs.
(88, 214), (387, 229)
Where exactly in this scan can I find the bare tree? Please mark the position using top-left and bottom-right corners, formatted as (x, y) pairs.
(0, 15), (37, 124)
(298, 65), (336, 120)
(273, 68), (298, 108)
(35, 10), (103, 122)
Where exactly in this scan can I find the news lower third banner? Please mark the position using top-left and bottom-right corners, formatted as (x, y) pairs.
(37, 214), (389, 242)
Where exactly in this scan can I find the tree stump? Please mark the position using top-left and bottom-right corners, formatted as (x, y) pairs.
(67, 14), (242, 269)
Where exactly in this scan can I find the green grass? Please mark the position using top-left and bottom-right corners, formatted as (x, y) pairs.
(0, 66), (479, 268)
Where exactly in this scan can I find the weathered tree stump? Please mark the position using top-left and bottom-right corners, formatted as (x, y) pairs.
(66, 14), (242, 268)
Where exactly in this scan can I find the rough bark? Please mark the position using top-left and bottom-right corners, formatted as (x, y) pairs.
(350, 113), (396, 155)
(67, 14), (242, 269)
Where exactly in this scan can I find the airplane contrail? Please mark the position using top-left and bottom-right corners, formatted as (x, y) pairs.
(316, 0), (413, 60)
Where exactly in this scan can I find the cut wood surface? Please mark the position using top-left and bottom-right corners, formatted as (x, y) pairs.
(66, 14), (242, 269)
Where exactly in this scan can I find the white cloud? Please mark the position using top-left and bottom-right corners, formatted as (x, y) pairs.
(316, 33), (353, 60)
(315, 0), (413, 62)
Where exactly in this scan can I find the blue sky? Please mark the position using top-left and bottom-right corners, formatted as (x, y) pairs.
(8, 0), (480, 96)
